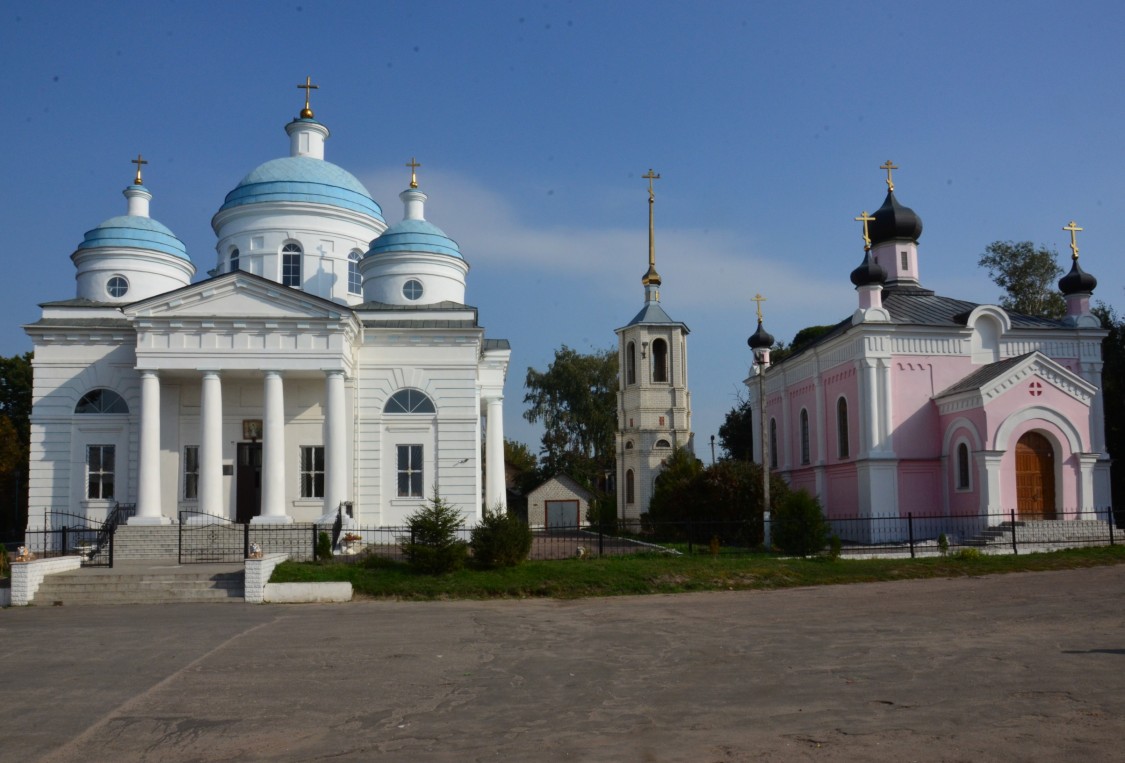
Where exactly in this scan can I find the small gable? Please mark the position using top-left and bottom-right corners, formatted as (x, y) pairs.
(933, 351), (1095, 414)
(123, 273), (348, 322)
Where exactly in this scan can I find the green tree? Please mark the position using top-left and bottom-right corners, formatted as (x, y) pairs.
(503, 438), (540, 497)
(718, 396), (753, 461)
(978, 241), (1066, 318)
(0, 352), (32, 539)
(1094, 303), (1125, 513)
(402, 492), (468, 575)
(523, 346), (618, 485)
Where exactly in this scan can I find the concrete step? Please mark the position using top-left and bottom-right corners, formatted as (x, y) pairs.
(31, 563), (245, 605)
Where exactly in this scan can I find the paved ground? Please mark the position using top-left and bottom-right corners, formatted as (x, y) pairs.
(2, 565), (1124, 762)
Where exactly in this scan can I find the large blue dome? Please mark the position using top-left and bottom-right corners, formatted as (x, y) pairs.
(77, 205), (189, 261)
(218, 156), (385, 221)
(366, 219), (463, 259)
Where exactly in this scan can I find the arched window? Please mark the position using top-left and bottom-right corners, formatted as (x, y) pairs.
(800, 409), (811, 465)
(348, 251), (362, 295)
(281, 243), (302, 287)
(75, 389), (129, 414)
(625, 441), (634, 450)
(655, 439), (671, 449)
(957, 442), (971, 490)
(626, 342), (637, 385)
(106, 275), (129, 298)
(837, 397), (850, 459)
(403, 279), (424, 301)
(625, 469), (635, 504)
(384, 389), (436, 414)
(229, 247), (240, 273)
(769, 418), (778, 470)
(652, 338), (668, 383)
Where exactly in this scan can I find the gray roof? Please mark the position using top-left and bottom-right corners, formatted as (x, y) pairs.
(25, 317), (132, 329)
(933, 353), (1033, 398)
(38, 298), (119, 308)
(361, 320), (478, 329)
(623, 301), (688, 330)
(483, 338), (511, 351)
(354, 300), (473, 312)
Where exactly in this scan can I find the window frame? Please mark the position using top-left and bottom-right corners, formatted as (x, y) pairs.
(281, 242), (303, 287)
(652, 338), (669, 383)
(75, 388), (129, 414)
(87, 444), (116, 500)
(106, 275), (129, 298)
(348, 251), (362, 295)
(402, 278), (424, 301)
(299, 445), (325, 499)
(626, 341), (637, 385)
(183, 445), (199, 501)
(229, 247), (240, 273)
(625, 469), (635, 504)
(396, 444), (424, 498)
(836, 397), (850, 460)
(799, 408), (811, 465)
(956, 441), (972, 491)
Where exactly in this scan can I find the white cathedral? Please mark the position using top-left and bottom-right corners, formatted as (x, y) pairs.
(24, 86), (510, 531)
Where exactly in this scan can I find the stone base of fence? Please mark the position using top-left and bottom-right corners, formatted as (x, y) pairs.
(264, 582), (353, 603)
(244, 553), (288, 604)
(11, 556), (83, 605)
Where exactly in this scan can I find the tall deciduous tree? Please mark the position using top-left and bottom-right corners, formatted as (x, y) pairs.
(978, 241), (1066, 318)
(523, 346), (618, 485)
(0, 352), (32, 539)
(1093, 303), (1125, 512)
(718, 396), (753, 461)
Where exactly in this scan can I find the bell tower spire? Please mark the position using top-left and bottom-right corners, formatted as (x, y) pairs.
(641, 169), (662, 300)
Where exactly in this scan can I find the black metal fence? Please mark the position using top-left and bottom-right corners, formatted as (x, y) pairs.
(20, 503), (135, 567)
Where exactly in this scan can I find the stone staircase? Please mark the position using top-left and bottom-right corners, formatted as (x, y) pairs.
(963, 519), (1119, 549)
(111, 525), (181, 559)
(31, 560), (245, 605)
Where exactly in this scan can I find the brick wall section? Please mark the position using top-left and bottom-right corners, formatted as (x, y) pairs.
(244, 553), (289, 604)
(11, 556), (83, 605)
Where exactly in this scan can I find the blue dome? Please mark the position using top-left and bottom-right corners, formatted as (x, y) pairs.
(77, 213), (189, 261)
(366, 219), (463, 259)
(218, 156), (384, 221)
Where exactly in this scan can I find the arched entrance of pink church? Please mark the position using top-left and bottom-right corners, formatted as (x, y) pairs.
(1015, 432), (1055, 520)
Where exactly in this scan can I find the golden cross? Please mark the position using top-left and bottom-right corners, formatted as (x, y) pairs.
(1063, 220), (1083, 260)
(406, 157), (421, 189)
(297, 76), (319, 118)
(854, 210), (876, 250)
(643, 168), (660, 201)
(880, 159), (898, 191)
(131, 154), (148, 185)
(752, 293), (767, 323)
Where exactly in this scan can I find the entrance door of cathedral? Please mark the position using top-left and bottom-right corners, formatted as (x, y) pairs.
(1015, 432), (1055, 520)
(236, 443), (263, 523)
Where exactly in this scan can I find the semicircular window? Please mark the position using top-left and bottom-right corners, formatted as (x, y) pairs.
(655, 439), (672, 449)
(384, 389), (436, 414)
(75, 389), (129, 414)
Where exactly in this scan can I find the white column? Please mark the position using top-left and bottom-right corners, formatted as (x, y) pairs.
(485, 396), (506, 512)
(323, 370), (347, 517)
(862, 359), (880, 455)
(254, 371), (292, 524)
(130, 370), (170, 525)
(199, 371), (224, 517)
(1076, 453), (1098, 520)
(878, 358), (894, 454)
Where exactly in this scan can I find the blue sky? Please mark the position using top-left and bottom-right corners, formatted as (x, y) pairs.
(5, 0), (1124, 458)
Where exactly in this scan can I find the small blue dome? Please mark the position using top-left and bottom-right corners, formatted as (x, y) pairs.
(77, 213), (189, 261)
(218, 156), (384, 221)
(366, 219), (463, 259)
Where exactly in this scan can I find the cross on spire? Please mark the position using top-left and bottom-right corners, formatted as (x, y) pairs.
(131, 154), (148, 185)
(643, 168), (660, 202)
(1063, 220), (1083, 260)
(752, 293), (767, 323)
(406, 157), (421, 189)
(297, 76), (319, 119)
(854, 210), (876, 250)
(642, 168), (662, 287)
(880, 159), (898, 191)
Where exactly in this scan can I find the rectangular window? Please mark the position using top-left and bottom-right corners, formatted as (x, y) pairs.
(184, 446), (199, 500)
(900, 250), (909, 270)
(300, 446), (325, 498)
(87, 445), (115, 499)
(397, 444), (424, 498)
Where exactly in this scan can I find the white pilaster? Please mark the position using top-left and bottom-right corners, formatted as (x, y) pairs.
(878, 358), (894, 454)
(979, 451), (1005, 516)
(323, 370), (347, 516)
(1076, 453), (1098, 520)
(255, 371), (292, 524)
(199, 371), (224, 517)
(131, 370), (170, 524)
(485, 396), (506, 512)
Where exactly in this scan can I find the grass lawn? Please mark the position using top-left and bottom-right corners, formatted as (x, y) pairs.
(271, 544), (1125, 600)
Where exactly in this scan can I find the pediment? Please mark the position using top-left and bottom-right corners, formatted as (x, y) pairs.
(934, 351), (1096, 415)
(123, 273), (351, 322)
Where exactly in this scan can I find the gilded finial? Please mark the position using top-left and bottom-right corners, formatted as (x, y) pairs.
(751, 293), (766, 323)
(406, 157), (421, 189)
(854, 210), (875, 251)
(297, 76), (319, 119)
(880, 159), (898, 192)
(1063, 220), (1083, 260)
(641, 169), (662, 287)
(131, 154), (148, 185)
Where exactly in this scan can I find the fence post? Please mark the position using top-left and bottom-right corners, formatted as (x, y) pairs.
(908, 513), (915, 559)
(312, 524), (319, 561)
(1010, 509), (1018, 555)
(244, 523), (250, 560)
(109, 525), (114, 568)
(61, 525), (68, 557)
(598, 519), (604, 558)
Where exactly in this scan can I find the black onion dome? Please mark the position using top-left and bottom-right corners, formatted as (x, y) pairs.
(850, 250), (888, 287)
(869, 190), (923, 245)
(747, 320), (775, 350)
(1058, 258), (1097, 295)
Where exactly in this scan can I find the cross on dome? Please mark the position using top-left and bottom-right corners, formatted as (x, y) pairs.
(880, 160), (898, 191)
(131, 154), (148, 185)
(406, 157), (421, 189)
(1063, 220), (1083, 260)
(854, 210), (875, 250)
(751, 293), (767, 322)
(297, 76), (319, 119)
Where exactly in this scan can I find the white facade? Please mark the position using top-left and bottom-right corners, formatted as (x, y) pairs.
(25, 100), (509, 531)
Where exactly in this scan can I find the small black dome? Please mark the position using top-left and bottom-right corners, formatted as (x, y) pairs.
(869, 190), (923, 245)
(747, 320), (775, 350)
(1058, 258), (1097, 295)
(850, 250), (887, 287)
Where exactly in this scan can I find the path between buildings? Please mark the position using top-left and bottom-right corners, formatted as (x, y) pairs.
(2, 565), (1124, 762)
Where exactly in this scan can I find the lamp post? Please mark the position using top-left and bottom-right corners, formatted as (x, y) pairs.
(710, 434), (716, 465)
(748, 294), (774, 548)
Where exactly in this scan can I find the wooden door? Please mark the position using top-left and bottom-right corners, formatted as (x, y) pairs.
(1015, 432), (1055, 520)
(236, 443), (263, 524)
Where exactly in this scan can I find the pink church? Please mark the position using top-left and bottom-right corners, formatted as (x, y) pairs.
(746, 170), (1110, 543)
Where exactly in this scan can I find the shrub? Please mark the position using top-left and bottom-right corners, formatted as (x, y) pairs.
(0, 544), (8, 578)
(403, 493), (468, 574)
(772, 489), (830, 556)
(938, 533), (950, 556)
(953, 547), (982, 560)
(826, 534), (842, 561)
(471, 506), (533, 569)
(316, 531), (333, 561)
